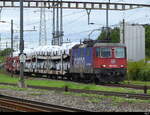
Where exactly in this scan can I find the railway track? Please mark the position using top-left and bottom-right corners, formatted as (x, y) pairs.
(26, 74), (150, 90)
(0, 82), (150, 100)
(99, 83), (150, 90)
(0, 94), (89, 112)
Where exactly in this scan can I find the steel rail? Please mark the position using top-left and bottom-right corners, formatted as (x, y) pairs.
(99, 83), (150, 90)
(0, 98), (49, 112)
(0, 94), (89, 112)
(0, 82), (150, 100)
(0, 0), (148, 10)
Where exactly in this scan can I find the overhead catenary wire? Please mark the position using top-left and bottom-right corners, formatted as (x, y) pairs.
(24, 10), (86, 26)
(64, 14), (87, 26)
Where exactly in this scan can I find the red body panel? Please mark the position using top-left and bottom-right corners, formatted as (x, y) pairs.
(93, 46), (127, 69)
(5, 56), (19, 72)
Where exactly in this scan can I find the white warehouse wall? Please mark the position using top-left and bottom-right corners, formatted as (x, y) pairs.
(120, 23), (145, 62)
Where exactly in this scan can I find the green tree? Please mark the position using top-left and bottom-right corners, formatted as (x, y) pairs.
(0, 48), (12, 63)
(144, 25), (150, 57)
(0, 48), (12, 57)
(97, 25), (150, 57)
(97, 27), (120, 43)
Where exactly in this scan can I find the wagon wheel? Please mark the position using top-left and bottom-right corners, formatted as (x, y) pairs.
(83, 74), (93, 84)
(72, 74), (80, 82)
(94, 74), (100, 85)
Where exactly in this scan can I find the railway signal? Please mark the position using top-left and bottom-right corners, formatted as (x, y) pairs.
(19, 0), (26, 88)
(19, 53), (26, 63)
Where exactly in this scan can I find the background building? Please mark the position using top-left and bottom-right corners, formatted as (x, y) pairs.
(120, 23), (145, 61)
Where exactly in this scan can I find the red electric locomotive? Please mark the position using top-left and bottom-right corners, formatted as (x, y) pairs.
(70, 40), (127, 83)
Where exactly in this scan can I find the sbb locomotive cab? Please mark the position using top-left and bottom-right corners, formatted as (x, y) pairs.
(93, 43), (127, 83)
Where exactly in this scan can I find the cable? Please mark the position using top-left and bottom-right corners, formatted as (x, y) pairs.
(25, 10), (86, 26)
(64, 14), (87, 26)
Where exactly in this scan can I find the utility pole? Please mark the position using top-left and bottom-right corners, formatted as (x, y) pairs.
(60, 0), (63, 45)
(0, 7), (2, 51)
(0, 7), (2, 21)
(86, 9), (91, 25)
(19, 0), (26, 88)
(0, 34), (1, 51)
(6, 42), (7, 48)
(122, 19), (125, 44)
(106, 0), (110, 41)
(52, 0), (55, 45)
(56, 0), (59, 45)
(11, 19), (13, 77)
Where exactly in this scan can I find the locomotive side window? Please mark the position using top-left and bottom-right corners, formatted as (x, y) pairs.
(86, 48), (90, 56)
(100, 48), (111, 58)
(74, 49), (77, 57)
(115, 47), (125, 58)
(96, 48), (100, 57)
(78, 49), (80, 57)
(81, 48), (84, 57)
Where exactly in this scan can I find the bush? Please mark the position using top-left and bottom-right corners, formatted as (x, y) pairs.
(128, 60), (150, 81)
(0, 48), (12, 56)
(138, 65), (150, 81)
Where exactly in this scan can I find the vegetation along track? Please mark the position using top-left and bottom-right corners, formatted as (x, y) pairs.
(0, 82), (150, 100)
(99, 83), (150, 90)
(5, 71), (150, 90)
(0, 94), (89, 112)
(10, 72), (150, 90)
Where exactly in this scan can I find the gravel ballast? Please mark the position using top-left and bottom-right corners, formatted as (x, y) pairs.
(0, 85), (149, 112)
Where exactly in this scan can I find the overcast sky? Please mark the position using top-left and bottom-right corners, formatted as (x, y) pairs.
(0, 0), (150, 49)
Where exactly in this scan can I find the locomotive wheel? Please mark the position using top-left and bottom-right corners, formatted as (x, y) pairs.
(66, 74), (72, 81)
(72, 74), (79, 82)
(94, 76), (100, 85)
(83, 74), (92, 84)
(94, 74), (106, 84)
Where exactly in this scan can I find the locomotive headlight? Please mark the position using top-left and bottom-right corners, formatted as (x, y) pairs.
(102, 65), (106, 68)
(120, 65), (124, 68)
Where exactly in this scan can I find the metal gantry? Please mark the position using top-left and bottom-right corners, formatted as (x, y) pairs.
(0, 0), (148, 10)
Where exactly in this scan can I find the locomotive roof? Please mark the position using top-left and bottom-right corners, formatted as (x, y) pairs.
(94, 43), (126, 47)
(72, 42), (126, 49)
(72, 39), (126, 49)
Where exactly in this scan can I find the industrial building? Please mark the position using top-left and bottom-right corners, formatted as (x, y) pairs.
(120, 23), (145, 62)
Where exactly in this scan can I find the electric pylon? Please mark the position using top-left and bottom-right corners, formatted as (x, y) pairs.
(39, 3), (47, 46)
(52, 0), (63, 46)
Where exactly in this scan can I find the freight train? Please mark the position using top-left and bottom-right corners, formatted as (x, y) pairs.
(5, 40), (127, 83)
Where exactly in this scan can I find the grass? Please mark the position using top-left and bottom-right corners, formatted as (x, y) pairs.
(26, 78), (150, 94)
(0, 72), (150, 95)
(0, 72), (150, 106)
(63, 92), (150, 104)
(0, 85), (27, 91)
(0, 73), (20, 83)
(122, 80), (150, 86)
